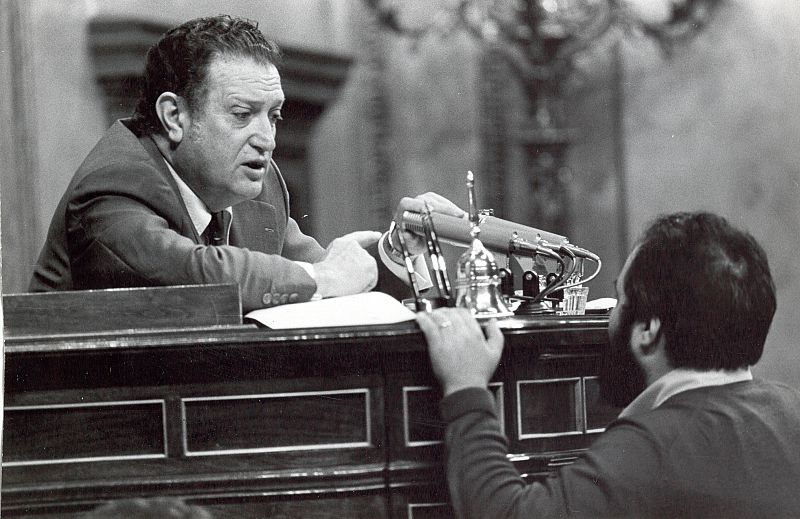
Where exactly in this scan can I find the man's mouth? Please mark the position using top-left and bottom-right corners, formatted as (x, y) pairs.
(241, 160), (267, 175)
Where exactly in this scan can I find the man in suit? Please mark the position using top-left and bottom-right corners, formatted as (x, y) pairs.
(417, 211), (800, 518)
(30, 15), (463, 312)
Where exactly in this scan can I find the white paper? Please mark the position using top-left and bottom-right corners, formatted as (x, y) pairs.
(585, 297), (617, 311)
(245, 291), (416, 329)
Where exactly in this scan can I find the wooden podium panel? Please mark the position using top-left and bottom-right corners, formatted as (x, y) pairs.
(2, 287), (613, 518)
(3, 284), (242, 337)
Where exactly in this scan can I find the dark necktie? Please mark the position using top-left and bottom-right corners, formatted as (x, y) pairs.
(204, 211), (231, 246)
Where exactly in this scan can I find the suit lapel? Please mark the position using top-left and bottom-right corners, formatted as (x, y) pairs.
(230, 200), (283, 254)
(138, 132), (202, 243)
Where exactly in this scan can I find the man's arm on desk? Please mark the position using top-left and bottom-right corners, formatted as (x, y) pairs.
(66, 168), (375, 311)
(68, 193), (318, 312)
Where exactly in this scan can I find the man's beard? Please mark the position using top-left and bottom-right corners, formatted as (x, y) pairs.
(599, 305), (648, 408)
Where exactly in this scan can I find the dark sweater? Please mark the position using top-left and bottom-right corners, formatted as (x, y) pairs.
(441, 380), (800, 518)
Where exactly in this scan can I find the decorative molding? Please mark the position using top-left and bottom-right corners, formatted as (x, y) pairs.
(402, 383), (503, 447)
(516, 377), (584, 439)
(181, 388), (372, 456)
(3, 400), (167, 466)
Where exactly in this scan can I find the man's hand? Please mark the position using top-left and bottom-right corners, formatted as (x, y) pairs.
(315, 231), (381, 298)
(416, 308), (504, 397)
(392, 192), (466, 256)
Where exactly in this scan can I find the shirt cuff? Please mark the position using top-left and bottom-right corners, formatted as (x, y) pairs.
(440, 387), (497, 423)
(377, 231), (433, 291)
(295, 261), (322, 300)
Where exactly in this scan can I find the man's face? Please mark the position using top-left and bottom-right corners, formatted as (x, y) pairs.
(173, 55), (284, 212)
(599, 251), (648, 408)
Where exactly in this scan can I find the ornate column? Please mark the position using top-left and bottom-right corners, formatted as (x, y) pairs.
(1, 0), (40, 293)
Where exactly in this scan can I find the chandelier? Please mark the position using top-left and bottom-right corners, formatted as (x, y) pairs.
(363, 0), (722, 86)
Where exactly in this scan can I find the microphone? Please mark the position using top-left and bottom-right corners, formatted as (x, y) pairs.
(400, 212), (599, 260)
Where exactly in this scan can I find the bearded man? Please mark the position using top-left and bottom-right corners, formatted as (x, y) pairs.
(418, 211), (800, 518)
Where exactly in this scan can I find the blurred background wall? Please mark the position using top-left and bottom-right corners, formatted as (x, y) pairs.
(1, 0), (798, 385)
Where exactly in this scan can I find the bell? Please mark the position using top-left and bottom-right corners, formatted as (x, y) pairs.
(454, 171), (514, 319)
(455, 237), (514, 318)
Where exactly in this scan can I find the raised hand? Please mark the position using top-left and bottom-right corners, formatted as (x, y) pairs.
(416, 308), (504, 396)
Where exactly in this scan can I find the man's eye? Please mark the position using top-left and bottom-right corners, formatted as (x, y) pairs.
(233, 111), (251, 120)
(271, 112), (283, 123)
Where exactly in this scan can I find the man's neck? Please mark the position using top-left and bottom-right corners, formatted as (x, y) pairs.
(151, 133), (174, 167)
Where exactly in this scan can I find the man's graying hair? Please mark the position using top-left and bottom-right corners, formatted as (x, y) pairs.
(132, 15), (282, 135)
(623, 211), (776, 370)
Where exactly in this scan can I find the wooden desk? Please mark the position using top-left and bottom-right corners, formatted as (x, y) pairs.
(3, 315), (614, 518)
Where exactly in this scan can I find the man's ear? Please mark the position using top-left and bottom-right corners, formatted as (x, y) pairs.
(155, 92), (186, 144)
(631, 317), (663, 355)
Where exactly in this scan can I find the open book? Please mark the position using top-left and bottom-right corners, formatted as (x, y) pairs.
(244, 291), (417, 329)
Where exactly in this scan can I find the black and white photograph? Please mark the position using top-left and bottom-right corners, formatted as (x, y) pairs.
(1, 0), (799, 517)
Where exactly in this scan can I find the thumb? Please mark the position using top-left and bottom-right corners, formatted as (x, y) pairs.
(338, 230), (382, 248)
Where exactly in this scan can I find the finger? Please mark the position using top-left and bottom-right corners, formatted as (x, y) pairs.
(396, 193), (465, 218)
(483, 318), (505, 353)
(417, 192), (467, 218)
(339, 230), (382, 247)
(396, 196), (427, 218)
(415, 311), (440, 339)
(451, 307), (483, 334)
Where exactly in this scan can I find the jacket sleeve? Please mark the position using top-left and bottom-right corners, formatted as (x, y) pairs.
(440, 388), (663, 519)
(281, 215), (326, 263)
(67, 165), (319, 313)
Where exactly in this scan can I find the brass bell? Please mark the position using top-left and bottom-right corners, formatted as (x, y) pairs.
(454, 171), (514, 319)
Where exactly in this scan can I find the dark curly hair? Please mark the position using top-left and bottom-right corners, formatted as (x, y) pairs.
(131, 15), (282, 135)
(623, 212), (776, 370)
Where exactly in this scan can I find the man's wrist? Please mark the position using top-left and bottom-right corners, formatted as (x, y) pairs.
(440, 386), (496, 423)
(442, 380), (489, 398)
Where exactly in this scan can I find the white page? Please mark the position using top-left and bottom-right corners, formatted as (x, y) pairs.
(244, 291), (416, 329)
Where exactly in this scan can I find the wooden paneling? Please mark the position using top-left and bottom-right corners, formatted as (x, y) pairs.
(182, 389), (372, 454)
(2, 310), (613, 518)
(3, 400), (166, 465)
(517, 378), (583, 439)
(3, 284), (242, 337)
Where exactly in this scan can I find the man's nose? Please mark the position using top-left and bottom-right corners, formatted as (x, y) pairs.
(249, 117), (276, 154)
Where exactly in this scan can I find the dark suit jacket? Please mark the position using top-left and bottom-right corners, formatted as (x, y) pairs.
(30, 120), (326, 312)
(441, 380), (800, 518)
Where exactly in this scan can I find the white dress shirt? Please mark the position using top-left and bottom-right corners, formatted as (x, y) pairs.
(620, 366), (753, 419)
(164, 160), (318, 288)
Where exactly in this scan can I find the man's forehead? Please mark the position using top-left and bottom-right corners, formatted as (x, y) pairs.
(205, 54), (281, 89)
